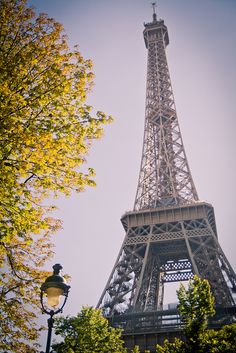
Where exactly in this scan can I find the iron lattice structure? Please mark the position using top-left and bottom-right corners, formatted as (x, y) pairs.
(97, 10), (236, 336)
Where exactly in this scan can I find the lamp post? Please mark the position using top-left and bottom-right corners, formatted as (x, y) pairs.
(40, 264), (70, 353)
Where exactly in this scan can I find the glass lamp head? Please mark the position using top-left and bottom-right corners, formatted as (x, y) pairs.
(41, 264), (70, 311)
(46, 286), (64, 308)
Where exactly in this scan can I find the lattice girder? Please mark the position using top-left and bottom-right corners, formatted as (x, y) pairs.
(134, 19), (198, 211)
(98, 203), (236, 315)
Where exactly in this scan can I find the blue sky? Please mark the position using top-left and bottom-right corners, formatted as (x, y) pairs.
(27, 0), (236, 317)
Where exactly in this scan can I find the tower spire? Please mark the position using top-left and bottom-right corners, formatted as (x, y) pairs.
(152, 2), (157, 22)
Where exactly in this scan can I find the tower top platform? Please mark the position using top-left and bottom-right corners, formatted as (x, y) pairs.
(143, 2), (169, 48)
(143, 18), (169, 48)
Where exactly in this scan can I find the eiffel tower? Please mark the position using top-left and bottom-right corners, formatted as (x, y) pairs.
(97, 4), (236, 350)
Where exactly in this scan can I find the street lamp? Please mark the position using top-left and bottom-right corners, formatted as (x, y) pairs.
(40, 264), (70, 353)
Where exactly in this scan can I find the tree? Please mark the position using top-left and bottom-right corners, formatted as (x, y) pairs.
(156, 275), (215, 353)
(0, 0), (111, 351)
(199, 323), (236, 353)
(156, 276), (236, 353)
(177, 275), (215, 351)
(156, 338), (184, 353)
(52, 307), (127, 353)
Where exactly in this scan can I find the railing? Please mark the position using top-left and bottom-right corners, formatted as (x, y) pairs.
(109, 309), (182, 333)
(108, 306), (236, 334)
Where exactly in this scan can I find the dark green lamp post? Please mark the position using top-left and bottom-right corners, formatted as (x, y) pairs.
(40, 264), (70, 353)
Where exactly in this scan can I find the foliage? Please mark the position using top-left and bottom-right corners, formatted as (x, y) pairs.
(156, 323), (236, 353)
(52, 307), (127, 353)
(177, 275), (215, 350)
(156, 276), (215, 353)
(156, 338), (184, 353)
(156, 276), (236, 353)
(130, 347), (149, 353)
(199, 323), (236, 353)
(0, 0), (111, 351)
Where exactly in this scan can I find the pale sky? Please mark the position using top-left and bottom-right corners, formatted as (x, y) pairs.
(27, 0), (236, 318)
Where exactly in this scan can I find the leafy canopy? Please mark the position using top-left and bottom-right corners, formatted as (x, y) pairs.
(157, 276), (215, 353)
(156, 276), (236, 353)
(177, 275), (215, 339)
(0, 0), (112, 352)
(52, 307), (127, 353)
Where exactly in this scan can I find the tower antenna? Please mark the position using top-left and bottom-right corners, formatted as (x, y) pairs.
(151, 2), (157, 21)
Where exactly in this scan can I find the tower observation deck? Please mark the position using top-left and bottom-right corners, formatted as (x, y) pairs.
(97, 6), (236, 352)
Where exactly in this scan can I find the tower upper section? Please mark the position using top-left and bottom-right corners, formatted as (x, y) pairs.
(143, 18), (169, 49)
(134, 12), (198, 210)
